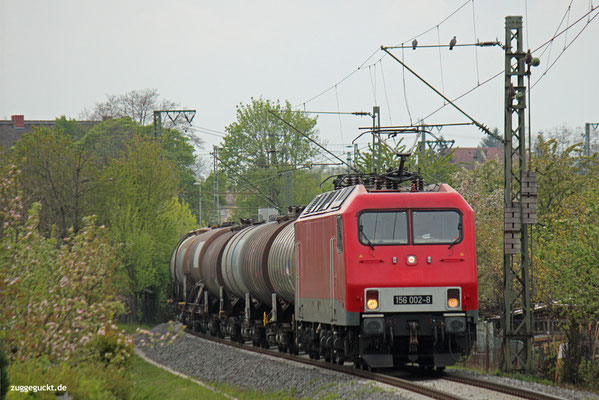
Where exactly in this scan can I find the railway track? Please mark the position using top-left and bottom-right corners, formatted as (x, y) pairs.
(183, 328), (567, 400)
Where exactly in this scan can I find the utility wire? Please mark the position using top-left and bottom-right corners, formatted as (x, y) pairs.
(379, 60), (393, 125)
(541, 0), (574, 72)
(436, 26), (447, 97)
(293, 48), (380, 108)
(404, 0), (471, 44)
(471, 0), (481, 84)
(382, 47), (499, 141)
(334, 85), (345, 147)
(268, 110), (359, 173)
(532, 8), (599, 89)
(414, 4), (599, 124)
(295, 0), (473, 109)
(212, 152), (280, 210)
(401, 46), (413, 125)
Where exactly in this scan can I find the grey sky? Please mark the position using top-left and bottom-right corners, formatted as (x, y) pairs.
(1, 0), (598, 161)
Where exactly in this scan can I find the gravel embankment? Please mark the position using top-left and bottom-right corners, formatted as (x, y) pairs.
(135, 323), (599, 400)
(135, 323), (426, 400)
(448, 368), (599, 400)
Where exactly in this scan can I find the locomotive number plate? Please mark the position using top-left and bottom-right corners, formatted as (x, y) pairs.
(393, 295), (433, 305)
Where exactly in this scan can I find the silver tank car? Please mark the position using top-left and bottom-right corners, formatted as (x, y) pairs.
(200, 229), (236, 297)
(171, 228), (222, 293)
(220, 225), (259, 298)
(267, 221), (296, 304)
(172, 234), (197, 288)
(240, 219), (294, 304)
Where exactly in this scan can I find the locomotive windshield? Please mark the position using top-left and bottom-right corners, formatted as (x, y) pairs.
(412, 210), (461, 244)
(358, 211), (409, 245)
(358, 210), (462, 246)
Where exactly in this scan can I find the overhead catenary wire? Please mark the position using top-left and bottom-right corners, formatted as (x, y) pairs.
(382, 46), (500, 141)
(436, 26), (447, 97)
(334, 85), (345, 147)
(212, 152), (280, 210)
(293, 48), (380, 108)
(268, 110), (360, 173)
(379, 60), (393, 125)
(531, 7), (599, 89)
(294, 0), (474, 109)
(404, 0), (471, 44)
(471, 0), (481, 84)
(401, 46), (413, 125)
(413, 4), (599, 124)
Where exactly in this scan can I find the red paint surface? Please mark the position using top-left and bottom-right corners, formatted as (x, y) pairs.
(295, 184), (478, 318)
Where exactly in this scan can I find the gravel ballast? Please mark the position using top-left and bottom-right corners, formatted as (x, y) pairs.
(135, 323), (599, 400)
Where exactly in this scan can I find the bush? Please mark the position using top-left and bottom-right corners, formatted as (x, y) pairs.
(7, 358), (130, 400)
(0, 346), (8, 400)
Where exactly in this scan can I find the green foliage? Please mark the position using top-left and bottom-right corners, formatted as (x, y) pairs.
(453, 160), (504, 311)
(10, 127), (96, 237)
(478, 128), (503, 148)
(82, 117), (140, 166)
(7, 358), (130, 400)
(95, 135), (196, 316)
(0, 167), (133, 399)
(218, 98), (322, 219)
(0, 346), (8, 400)
(411, 147), (459, 186)
(354, 139), (405, 174)
(355, 139), (458, 186)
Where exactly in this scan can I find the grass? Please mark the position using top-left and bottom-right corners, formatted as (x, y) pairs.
(130, 354), (229, 400)
(124, 321), (340, 400)
(118, 321), (155, 335)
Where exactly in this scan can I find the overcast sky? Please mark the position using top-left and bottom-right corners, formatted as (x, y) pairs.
(1, 0), (598, 161)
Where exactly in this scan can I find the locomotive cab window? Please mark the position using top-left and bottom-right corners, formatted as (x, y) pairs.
(412, 210), (462, 245)
(358, 211), (408, 246)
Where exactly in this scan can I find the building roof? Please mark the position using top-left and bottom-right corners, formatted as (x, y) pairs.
(0, 115), (99, 148)
(451, 147), (504, 166)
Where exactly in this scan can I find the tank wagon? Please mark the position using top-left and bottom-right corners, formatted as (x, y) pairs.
(171, 177), (478, 370)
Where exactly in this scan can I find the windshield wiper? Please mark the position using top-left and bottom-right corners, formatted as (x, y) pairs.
(359, 225), (375, 250)
(448, 223), (462, 249)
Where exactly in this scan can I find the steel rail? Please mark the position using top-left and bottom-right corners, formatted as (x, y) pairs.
(183, 328), (465, 400)
(442, 373), (567, 400)
(184, 328), (571, 400)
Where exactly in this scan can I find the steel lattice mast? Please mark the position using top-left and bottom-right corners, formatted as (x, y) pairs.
(502, 16), (537, 373)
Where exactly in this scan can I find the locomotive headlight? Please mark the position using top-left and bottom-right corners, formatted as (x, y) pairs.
(447, 288), (461, 309)
(366, 290), (379, 310)
(367, 299), (378, 310)
(406, 255), (417, 265)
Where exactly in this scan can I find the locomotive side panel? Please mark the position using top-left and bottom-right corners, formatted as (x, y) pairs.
(296, 215), (358, 326)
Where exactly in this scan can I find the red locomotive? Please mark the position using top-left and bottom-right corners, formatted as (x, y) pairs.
(171, 170), (477, 370)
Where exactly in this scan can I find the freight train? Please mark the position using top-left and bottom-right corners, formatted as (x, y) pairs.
(170, 171), (477, 370)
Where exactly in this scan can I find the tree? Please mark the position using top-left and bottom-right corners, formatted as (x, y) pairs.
(453, 159), (504, 315)
(95, 135), (195, 315)
(0, 167), (133, 398)
(80, 88), (178, 126)
(354, 138), (406, 173)
(218, 98), (321, 219)
(10, 124), (96, 238)
(478, 128), (503, 148)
